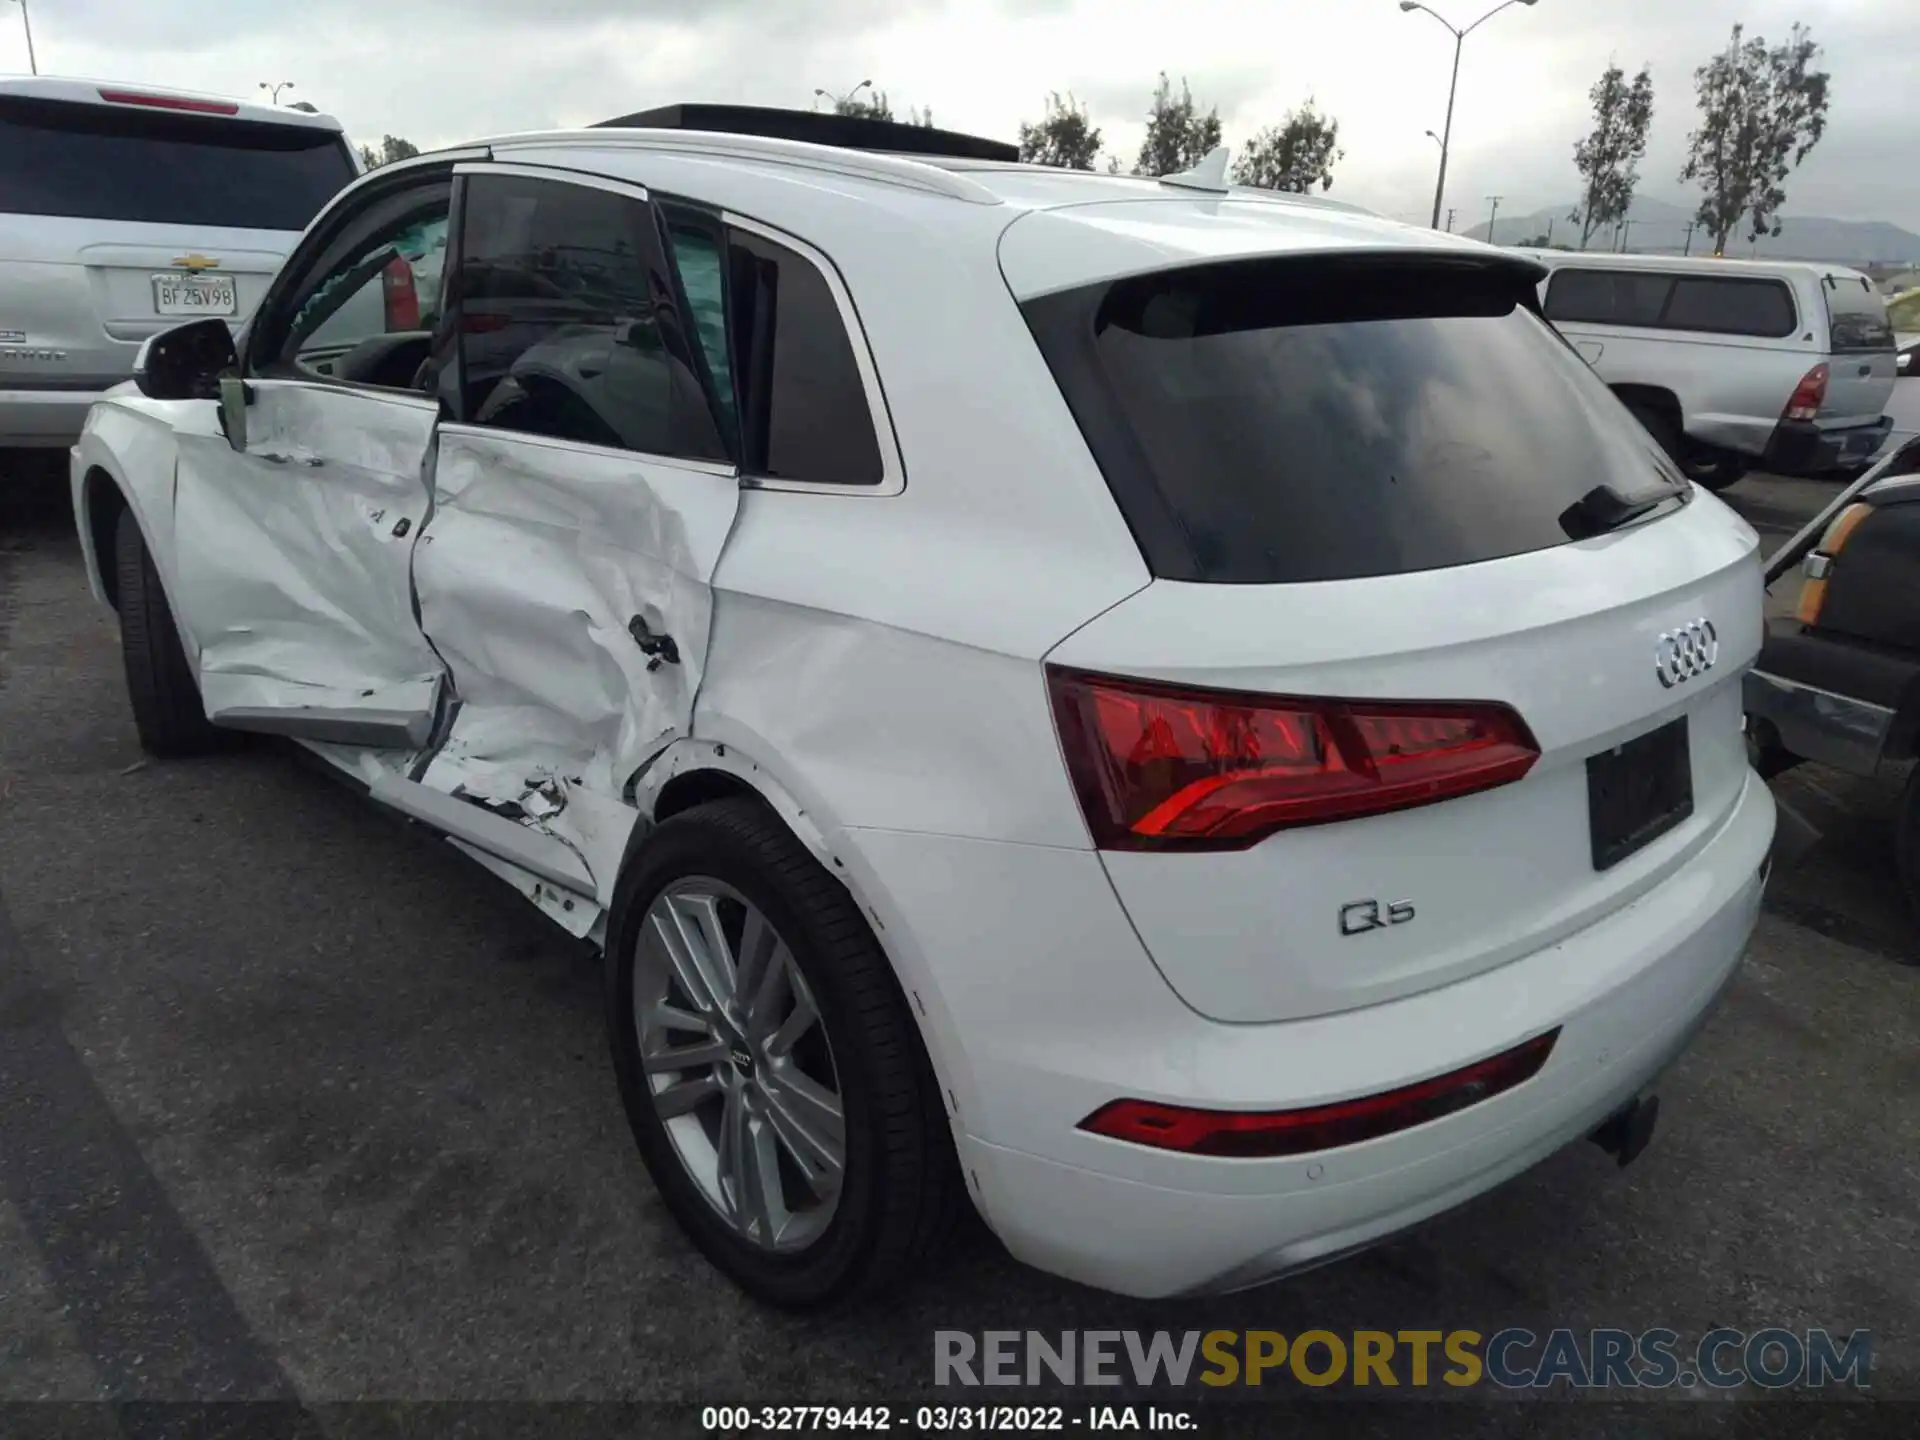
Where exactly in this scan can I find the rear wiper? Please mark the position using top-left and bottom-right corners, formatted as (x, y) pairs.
(1558, 481), (1680, 540)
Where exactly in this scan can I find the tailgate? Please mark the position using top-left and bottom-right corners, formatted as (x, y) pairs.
(1049, 497), (1763, 1024)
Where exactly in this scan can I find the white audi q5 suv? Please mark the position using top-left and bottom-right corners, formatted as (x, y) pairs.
(71, 103), (1775, 1308)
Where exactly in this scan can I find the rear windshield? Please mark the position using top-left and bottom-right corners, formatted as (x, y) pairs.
(1824, 276), (1895, 353)
(1022, 256), (1685, 585)
(0, 96), (355, 231)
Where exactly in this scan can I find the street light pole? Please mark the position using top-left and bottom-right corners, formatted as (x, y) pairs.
(813, 79), (874, 113)
(1485, 195), (1502, 245)
(1400, 0), (1540, 231)
(260, 82), (295, 105)
(9, 0), (36, 75)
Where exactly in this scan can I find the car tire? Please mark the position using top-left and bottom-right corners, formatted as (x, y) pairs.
(114, 505), (225, 757)
(1624, 401), (1748, 491)
(1895, 765), (1920, 941)
(1680, 454), (1750, 492)
(604, 796), (961, 1309)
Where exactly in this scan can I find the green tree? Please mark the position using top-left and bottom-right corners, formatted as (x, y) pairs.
(1231, 98), (1342, 193)
(1018, 92), (1103, 170)
(1680, 23), (1830, 254)
(1570, 62), (1655, 249)
(826, 86), (895, 121)
(1134, 73), (1221, 177)
(358, 134), (422, 169)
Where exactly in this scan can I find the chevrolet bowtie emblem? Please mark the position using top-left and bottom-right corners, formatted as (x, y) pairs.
(173, 254), (221, 271)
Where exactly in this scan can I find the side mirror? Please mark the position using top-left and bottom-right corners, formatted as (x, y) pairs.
(134, 318), (238, 401)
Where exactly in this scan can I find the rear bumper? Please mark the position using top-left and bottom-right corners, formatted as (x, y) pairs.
(943, 771), (1773, 1298)
(1744, 616), (1920, 774)
(0, 388), (108, 448)
(1764, 416), (1892, 476)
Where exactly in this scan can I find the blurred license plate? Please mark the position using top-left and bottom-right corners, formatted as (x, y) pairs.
(152, 273), (237, 317)
(1587, 717), (1693, 871)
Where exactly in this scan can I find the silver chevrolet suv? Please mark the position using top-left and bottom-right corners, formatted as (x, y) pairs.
(0, 75), (358, 452)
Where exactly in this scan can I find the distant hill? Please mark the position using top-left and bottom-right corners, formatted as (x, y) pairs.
(1465, 196), (1920, 266)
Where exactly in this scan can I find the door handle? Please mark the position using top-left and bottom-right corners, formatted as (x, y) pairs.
(627, 614), (680, 671)
(1859, 365), (1873, 377)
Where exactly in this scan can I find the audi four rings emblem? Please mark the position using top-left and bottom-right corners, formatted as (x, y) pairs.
(1655, 618), (1719, 688)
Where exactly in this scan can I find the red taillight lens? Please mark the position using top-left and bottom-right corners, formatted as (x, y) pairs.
(462, 312), (510, 334)
(98, 89), (241, 115)
(1785, 363), (1829, 422)
(1046, 667), (1539, 851)
(382, 257), (420, 330)
(1080, 1030), (1560, 1158)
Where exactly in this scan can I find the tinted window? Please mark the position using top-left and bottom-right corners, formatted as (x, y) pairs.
(1022, 257), (1687, 585)
(666, 217), (736, 431)
(727, 230), (883, 485)
(1544, 269), (1673, 327)
(455, 174), (727, 462)
(1662, 277), (1796, 337)
(0, 95), (354, 230)
(1825, 278), (1895, 353)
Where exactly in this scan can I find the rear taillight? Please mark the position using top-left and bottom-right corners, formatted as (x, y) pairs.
(1046, 667), (1540, 851)
(98, 88), (240, 115)
(1080, 1030), (1560, 1157)
(1796, 502), (1874, 626)
(382, 257), (420, 330)
(1784, 363), (1829, 422)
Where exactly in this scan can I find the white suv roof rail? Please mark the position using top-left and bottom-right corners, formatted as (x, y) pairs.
(490, 126), (1007, 206)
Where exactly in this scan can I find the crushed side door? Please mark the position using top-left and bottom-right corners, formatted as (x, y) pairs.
(400, 426), (740, 906)
(171, 380), (447, 748)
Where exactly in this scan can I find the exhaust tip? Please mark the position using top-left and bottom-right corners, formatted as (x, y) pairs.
(1590, 1094), (1660, 1169)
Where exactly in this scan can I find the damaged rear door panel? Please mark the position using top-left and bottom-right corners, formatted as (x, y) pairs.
(405, 426), (739, 902)
(387, 163), (743, 910)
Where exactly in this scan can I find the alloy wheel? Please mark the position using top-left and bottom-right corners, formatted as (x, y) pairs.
(634, 878), (846, 1253)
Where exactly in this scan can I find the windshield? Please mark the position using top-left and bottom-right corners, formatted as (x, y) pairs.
(0, 95), (355, 231)
(1021, 255), (1685, 585)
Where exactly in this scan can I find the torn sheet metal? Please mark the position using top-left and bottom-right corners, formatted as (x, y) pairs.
(170, 381), (446, 726)
(411, 425), (741, 902)
(449, 839), (603, 941)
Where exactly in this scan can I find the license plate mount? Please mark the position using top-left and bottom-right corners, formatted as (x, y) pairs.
(1587, 717), (1693, 871)
(152, 272), (238, 317)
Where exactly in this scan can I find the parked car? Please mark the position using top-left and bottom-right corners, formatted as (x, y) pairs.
(73, 105), (1776, 1308)
(0, 75), (359, 452)
(1521, 250), (1898, 492)
(1870, 332), (1920, 464)
(1746, 434), (1920, 920)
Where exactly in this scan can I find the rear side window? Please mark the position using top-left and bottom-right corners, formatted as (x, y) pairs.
(1662, 277), (1796, 338)
(1825, 277), (1895, 353)
(726, 230), (884, 485)
(1544, 267), (1796, 339)
(1021, 257), (1685, 585)
(1544, 269), (1673, 327)
(0, 95), (354, 231)
(453, 172), (729, 464)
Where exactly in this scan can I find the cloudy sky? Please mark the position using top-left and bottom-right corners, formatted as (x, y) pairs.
(8, 0), (1916, 230)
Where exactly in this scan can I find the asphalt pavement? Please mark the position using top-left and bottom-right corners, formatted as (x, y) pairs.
(1, 464), (1915, 1433)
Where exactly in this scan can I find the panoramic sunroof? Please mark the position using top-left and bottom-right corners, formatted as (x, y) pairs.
(594, 102), (1020, 164)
